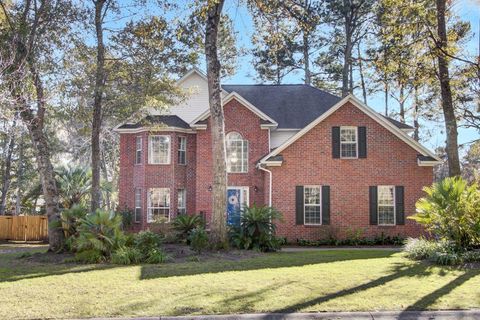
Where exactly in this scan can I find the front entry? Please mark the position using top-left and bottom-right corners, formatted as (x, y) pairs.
(227, 187), (249, 226)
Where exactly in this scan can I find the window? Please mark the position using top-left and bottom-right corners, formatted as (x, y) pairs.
(304, 186), (321, 225)
(378, 186), (395, 225)
(340, 126), (358, 158)
(147, 188), (170, 222)
(134, 188), (142, 223)
(148, 135), (170, 164)
(178, 137), (186, 165)
(226, 132), (248, 173)
(177, 188), (186, 215)
(135, 137), (142, 165)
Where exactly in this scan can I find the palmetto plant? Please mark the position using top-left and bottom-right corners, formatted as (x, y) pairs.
(55, 166), (92, 209)
(410, 177), (480, 249)
(74, 210), (125, 261)
(173, 214), (204, 240)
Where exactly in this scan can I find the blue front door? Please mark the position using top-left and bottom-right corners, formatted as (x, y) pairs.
(227, 188), (242, 226)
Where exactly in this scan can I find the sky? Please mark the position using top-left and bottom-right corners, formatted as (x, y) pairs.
(113, 0), (479, 152)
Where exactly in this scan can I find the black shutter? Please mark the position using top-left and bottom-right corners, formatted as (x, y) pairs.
(322, 185), (330, 225)
(395, 186), (405, 225)
(332, 127), (340, 158)
(358, 126), (367, 158)
(369, 186), (378, 225)
(295, 186), (304, 225)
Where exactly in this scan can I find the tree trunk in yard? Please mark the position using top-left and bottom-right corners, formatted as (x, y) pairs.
(342, 6), (353, 97)
(413, 85), (420, 142)
(303, 31), (311, 85)
(0, 123), (15, 215)
(91, 0), (106, 211)
(205, 0), (228, 247)
(357, 45), (367, 104)
(15, 140), (24, 215)
(435, 0), (461, 176)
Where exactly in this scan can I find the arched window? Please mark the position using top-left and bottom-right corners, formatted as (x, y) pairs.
(226, 132), (248, 173)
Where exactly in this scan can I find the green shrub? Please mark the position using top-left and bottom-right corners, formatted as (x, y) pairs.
(403, 238), (479, 265)
(173, 214), (204, 242)
(410, 177), (480, 250)
(60, 204), (88, 251)
(230, 205), (283, 252)
(111, 246), (143, 265)
(134, 231), (163, 256)
(145, 248), (169, 263)
(188, 227), (209, 254)
(404, 238), (442, 260)
(117, 209), (133, 230)
(73, 209), (126, 262)
(74, 249), (104, 263)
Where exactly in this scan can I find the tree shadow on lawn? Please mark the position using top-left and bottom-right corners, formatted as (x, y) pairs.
(273, 262), (480, 313)
(140, 250), (396, 280)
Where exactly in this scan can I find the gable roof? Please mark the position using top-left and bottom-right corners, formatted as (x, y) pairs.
(190, 91), (278, 128)
(116, 115), (190, 130)
(260, 95), (440, 164)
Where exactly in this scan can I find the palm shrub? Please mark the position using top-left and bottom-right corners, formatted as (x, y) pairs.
(74, 209), (125, 262)
(60, 204), (88, 251)
(230, 205), (283, 252)
(56, 166), (92, 209)
(410, 177), (480, 250)
(188, 227), (209, 254)
(173, 214), (204, 242)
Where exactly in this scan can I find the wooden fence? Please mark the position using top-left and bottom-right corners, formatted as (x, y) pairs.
(0, 216), (48, 241)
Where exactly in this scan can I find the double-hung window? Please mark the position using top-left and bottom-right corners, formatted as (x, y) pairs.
(134, 188), (142, 223)
(149, 135), (170, 164)
(177, 189), (186, 215)
(226, 132), (248, 173)
(378, 186), (395, 225)
(340, 126), (358, 158)
(178, 137), (186, 165)
(304, 186), (321, 225)
(147, 188), (170, 222)
(135, 137), (142, 164)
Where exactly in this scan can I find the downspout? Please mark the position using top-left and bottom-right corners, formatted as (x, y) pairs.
(258, 164), (272, 207)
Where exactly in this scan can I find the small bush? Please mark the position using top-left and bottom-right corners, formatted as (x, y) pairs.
(134, 231), (163, 256)
(145, 248), (169, 263)
(116, 209), (133, 230)
(189, 227), (209, 254)
(74, 249), (104, 263)
(173, 214), (204, 242)
(111, 246), (143, 265)
(404, 238), (442, 260)
(404, 238), (480, 265)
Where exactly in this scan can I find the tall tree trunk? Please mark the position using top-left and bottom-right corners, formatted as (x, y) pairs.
(101, 149), (111, 210)
(91, 0), (106, 211)
(303, 31), (311, 85)
(435, 0), (461, 176)
(0, 123), (15, 215)
(205, 0), (228, 246)
(384, 81), (389, 116)
(357, 45), (367, 104)
(413, 85), (420, 141)
(15, 139), (24, 215)
(342, 33), (352, 97)
(399, 83), (405, 122)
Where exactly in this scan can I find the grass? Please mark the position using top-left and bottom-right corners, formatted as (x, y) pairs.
(0, 245), (479, 319)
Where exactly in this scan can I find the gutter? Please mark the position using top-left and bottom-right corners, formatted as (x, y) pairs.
(257, 164), (272, 207)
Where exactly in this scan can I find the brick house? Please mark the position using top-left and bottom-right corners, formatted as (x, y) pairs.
(115, 69), (440, 241)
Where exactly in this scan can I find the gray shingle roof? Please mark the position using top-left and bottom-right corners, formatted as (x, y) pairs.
(223, 84), (341, 129)
(222, 84), (412, 130)
(118, 115), (190, 129)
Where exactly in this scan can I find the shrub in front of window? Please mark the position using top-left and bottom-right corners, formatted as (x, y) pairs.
(173, 214), (204, 243)
(229, 205), (283, 252)
(188, 226), (209, 254)
(410, 177), (480, 250)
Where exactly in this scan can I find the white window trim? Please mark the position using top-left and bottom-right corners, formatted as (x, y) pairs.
(147, 188), (171, 223)
(377, 185), (396, 226)
(304, 185), (322, 226)
(134, 188), (142, 223)
(340, 126), (358, 159)
(177, 188), (186, 215)
(135, 136), (142, 165)
(178, 136), (187, 165)
(226, 132), (248, 173)
(148, 135), (171, 165)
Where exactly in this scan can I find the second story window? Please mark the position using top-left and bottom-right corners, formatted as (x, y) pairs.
(135, 137), (142, 165)
(148, 135), (170, 164)
(226, 132), (248, 173)
(340, 126), (358, 158)
(178, 136), (186, 165)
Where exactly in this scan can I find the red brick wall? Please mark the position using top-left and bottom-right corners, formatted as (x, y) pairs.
(118, 130), (196, 231)
(269, 102), (433, 242)
(195, 98), (269, 222)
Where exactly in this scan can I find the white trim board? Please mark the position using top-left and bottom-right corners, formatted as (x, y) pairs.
(260, 94), (441, 165)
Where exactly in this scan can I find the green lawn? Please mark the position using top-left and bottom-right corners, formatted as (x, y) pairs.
(0, 245), (479, 319)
